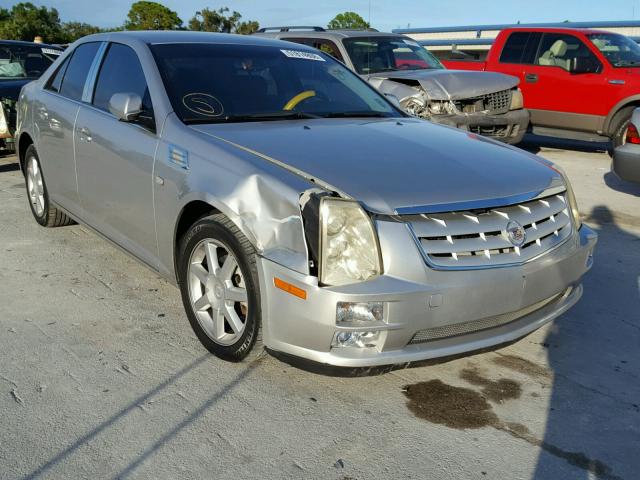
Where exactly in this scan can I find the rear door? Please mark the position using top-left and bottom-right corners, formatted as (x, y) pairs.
(74, 42), (159, 267)
(34, 42), (101, 212)
(493, 31), (542, 106)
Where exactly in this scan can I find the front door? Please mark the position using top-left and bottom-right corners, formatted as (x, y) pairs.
(74, 42), (159, 267)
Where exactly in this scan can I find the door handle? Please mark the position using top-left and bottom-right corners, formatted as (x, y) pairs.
(525, 73), (538, 83)
(79, 127), (92, 142)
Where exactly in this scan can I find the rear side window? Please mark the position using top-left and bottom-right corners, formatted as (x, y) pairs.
(46, 56), (71, 93)
(59, 42), (101, 101)
(92, 43), (152, 113)
(499, 32), (542, 64)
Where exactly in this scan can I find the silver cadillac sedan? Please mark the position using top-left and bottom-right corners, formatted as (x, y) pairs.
(15, 31), (597, 367)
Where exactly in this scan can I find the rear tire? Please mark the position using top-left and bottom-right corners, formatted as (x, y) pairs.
(24, 145), (74, 227)
(178, 213), (263, 362)
(609, 106), (636, 155)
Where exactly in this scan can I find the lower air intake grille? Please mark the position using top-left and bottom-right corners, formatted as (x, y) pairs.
(408, 290), (567, 345)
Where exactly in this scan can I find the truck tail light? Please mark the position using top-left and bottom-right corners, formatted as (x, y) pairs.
(626, 122), (640, 145)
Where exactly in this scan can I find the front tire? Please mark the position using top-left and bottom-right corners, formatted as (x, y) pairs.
(24, 145), (74, 227)
(178, 214), (262, 362)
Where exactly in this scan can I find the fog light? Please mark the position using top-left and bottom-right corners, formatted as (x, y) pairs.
(336, 302), (383, 324)
(333, 331), (381, 348)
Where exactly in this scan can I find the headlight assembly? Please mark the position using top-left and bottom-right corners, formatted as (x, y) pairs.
(319, 197), (382, 286)
(564, 176), (582, 228)
(0, 103), (10, 138)
(551, 165), (581, 228)
(510, 88), (524, 110)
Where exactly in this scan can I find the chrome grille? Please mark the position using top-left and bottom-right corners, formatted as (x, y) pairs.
(482, 89), (512, 114)
(408, 289), (568, 344)
(404, 192), (572, 268)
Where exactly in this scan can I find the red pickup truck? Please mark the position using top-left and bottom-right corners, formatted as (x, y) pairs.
(442, 27), (640, 148)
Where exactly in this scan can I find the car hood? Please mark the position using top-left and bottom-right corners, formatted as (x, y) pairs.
(364, 69), (519, 101)
(191, 118), (562, 215)
(0, 79), (31, 101)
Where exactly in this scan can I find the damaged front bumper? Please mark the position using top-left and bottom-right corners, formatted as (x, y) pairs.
(433, 108), (530, 145)
(257, 221), (596, 368)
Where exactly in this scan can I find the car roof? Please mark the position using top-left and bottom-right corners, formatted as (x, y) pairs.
(77, 30), (318, 49)
(256, 30), (407, 40)
(0, 39), (62, 50)
(502, 27), (616, 35)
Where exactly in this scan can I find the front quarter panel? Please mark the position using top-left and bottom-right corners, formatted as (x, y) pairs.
(155, 115), (314, 281)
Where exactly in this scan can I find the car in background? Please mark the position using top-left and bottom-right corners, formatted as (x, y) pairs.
(0, 40), (63, 153)
(613, 107), (640, 183)
(441, 27), (640, 151)
(254, 27), (529, 144)
(15, 31), (596, 368)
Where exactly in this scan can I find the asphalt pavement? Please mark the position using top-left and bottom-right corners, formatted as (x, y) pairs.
(0, 138), (638, 480)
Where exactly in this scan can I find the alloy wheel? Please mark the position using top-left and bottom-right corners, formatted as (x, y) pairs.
(187, 238), (249, 346)
(26, 155), (45, 217)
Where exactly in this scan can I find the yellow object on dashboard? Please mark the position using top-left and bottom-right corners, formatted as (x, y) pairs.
(283, 90), (316, 111)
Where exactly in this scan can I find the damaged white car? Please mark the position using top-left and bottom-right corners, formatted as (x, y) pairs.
(255, 28), (529, 144)
(16, 32), (595, 368)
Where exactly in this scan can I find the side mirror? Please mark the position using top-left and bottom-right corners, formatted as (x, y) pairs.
(569, 56), (601, 75)
(384, 93), (402, 109)
(108, 92), (143, 121)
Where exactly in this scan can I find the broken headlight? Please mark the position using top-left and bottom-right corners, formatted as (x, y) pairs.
(319, 198), (382, 286)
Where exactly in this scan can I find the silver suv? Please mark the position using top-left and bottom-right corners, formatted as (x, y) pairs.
(15, 31), (596, 368)
(254, 27), (529, 144)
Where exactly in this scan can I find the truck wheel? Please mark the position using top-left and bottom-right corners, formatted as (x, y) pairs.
(24, 145), (74, 227)
(178, 213), (263, 362)
(610, 106), (636, 153)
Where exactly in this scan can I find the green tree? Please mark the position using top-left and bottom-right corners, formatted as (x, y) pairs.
(0, 2), (63, 43)
(188, 7), (259, 34)
(125, 1), (183, 30)
(59, 22), (103, 43)
(327, 11), (370, 30)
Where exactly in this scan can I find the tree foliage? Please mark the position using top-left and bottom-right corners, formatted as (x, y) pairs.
(0, 2), (63, 43)
(124, 1), (183, 31)
(327, 11), (370, 30)
(188, 7), (259, 34)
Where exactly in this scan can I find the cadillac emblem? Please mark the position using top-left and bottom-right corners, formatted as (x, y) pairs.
(506, 220), (526, 247)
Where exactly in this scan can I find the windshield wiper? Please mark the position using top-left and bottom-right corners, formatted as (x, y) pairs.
(184, 111), (320, 125)
(322, 111), (391, 118)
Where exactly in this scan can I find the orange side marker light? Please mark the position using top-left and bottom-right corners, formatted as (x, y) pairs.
(274, 277), (307, 300)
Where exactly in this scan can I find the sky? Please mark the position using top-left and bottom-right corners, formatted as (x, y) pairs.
(4, 0), (640, 32)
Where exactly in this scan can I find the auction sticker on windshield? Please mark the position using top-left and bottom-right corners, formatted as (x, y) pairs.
(281, 49), (325, 61)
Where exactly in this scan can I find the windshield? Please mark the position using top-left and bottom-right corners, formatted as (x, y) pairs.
(0, 44), (61, 80)
(587, 33), (640, 67)
(342, 36), (444, 74)
(150, 43), (400, 124)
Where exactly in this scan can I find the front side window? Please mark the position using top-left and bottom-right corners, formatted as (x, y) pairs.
(535, 33), (600, 71)
(588, 33), (640, 67)
(0, 43), (61, 80)
(342, 37), (444, 74)
(59, 42), (101, 101)
(150, 43), (399, 124)
(92, 43), (152, 114)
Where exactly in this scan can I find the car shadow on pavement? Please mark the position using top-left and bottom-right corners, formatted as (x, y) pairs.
(533, 206), (640, 479)
(22, 354), (261, 480)
(0, 162), (20, 173)
(518, 134), (610, 154)
(604, 171), (640, 197)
